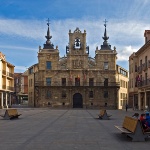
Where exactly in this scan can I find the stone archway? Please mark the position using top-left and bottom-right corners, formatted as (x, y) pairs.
(73, 93), (83, 108)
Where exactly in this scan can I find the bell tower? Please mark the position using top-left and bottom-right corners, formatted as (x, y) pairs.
(66, 27), (89, 69)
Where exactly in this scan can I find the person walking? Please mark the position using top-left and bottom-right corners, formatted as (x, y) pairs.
(125, 104), (128, 112)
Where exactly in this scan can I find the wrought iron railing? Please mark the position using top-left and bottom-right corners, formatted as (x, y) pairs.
(136, 79), (150, 87)
(7, 72), (14, 78)
(2, 70), (6, 75)
(7, 86), (14, 91)
(35, 81), (120, 87)
(2, 85), (6, 89)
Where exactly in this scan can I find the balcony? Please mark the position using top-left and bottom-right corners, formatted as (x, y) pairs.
(7, 72), (14, 78)
(137, 66), (142, 73)
(142, 62), (147, 71)
(7, 86), (14, 91)
(2, 70), (6, 75)
(2, 85), (6, 89)
(35, 81), (120, 87)
(137, 79), (150, 87)
(148, 60), (150, 68)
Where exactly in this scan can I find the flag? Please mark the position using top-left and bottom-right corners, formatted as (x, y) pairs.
(77, 74), (80, 80)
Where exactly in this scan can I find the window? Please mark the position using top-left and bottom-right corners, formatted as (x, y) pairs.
(145, 73), (147, 85)
(104, 78), (108, 86)
(31, 79), (32, 87)
(62, 91), (67, 98)
(104, 62), (108, 70)
(46, 78), (51, 86)
(140, 60), (142, 66)
(46, 61), (51, 70)
(145, 56), (147, 68)
(29, 68), (33, 74)
(75, 78), (80, 86)
(89, 91), (93, 98)
(62, 78), (66, 86)
(104, 91), (108, 98)
(46, 90), (51, 98)
(89, 78), (94, 86)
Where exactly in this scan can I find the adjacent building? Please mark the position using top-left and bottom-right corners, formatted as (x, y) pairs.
(28, 21), (123, 109)
(0, 52), (14, 108)
(28, 64), (38, 107)
(13, 71), (28, 104)
(129, 30), (150, 110)
(116, 65), (129, 109)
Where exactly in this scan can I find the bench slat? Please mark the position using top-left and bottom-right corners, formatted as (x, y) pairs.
(122, 116), (138, 133)
(115, 126), (132, 134)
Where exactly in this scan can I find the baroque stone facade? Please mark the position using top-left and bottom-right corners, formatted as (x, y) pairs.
(28, 22), (120, 109)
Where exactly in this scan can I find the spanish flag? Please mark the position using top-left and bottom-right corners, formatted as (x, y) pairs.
(77, 74), (80, 80)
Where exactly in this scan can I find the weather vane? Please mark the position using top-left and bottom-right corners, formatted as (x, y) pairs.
(104, 19), (108, 27)
(46, 18), (50, 26)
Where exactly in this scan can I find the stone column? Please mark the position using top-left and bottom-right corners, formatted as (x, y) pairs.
(0, 92), (4, 109)
(9, 93), (11, 106)
(5, 93), (8, 108)
(138, 92), (141, 110)
(145, 91), (147, 106)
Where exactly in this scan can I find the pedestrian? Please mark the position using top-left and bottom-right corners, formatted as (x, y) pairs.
(139, 113), (150, 132)
(145, 112), (150, 127)
(125, 104), (128, 112)
(135, 104), (138, 110)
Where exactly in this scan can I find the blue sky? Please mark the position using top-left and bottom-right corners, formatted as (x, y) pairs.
(0, 0), (150, 72)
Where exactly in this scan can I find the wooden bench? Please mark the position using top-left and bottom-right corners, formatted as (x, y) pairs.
(115, 116), (150, 141)
(98, 109), (112, 120)
(0, 109), (22, 120)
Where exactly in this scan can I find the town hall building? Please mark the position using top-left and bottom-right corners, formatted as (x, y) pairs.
(28, 20), (126, 109)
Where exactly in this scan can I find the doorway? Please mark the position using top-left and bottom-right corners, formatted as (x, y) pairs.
(73, 93), (83, 108)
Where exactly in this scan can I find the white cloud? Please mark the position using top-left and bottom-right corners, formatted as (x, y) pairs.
(0, 18), (149, 62)
(117, 45), (138, 61)
(0, 45), (37, 51)
(14, 66), (28, 73)
(0, 19), (46, 40)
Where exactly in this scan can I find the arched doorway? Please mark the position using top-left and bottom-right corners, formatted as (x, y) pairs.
(73, 93), (83, 108)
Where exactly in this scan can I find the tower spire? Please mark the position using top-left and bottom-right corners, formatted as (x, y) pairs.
(43, 18), (54, 49)
(45, 18), (52, 44)
(102, 19), (109, 42)
(100, 19), (111, 50)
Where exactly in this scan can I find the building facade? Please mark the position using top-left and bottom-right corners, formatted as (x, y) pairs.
(129, 30), (150, 110)
(28, 22), (121, 109)
(13, 71), (28, 104)
(28, 64), (38, 107)
(116, 65), (129, 109)
(0, 52), (14, 109)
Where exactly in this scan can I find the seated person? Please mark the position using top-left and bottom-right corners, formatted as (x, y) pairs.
(145, 112), (150, 127)
(132, 113), (139, 119)
(139, 114), (150, 132)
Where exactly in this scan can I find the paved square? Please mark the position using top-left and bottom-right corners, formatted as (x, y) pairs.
(0, 108), (150, 150)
